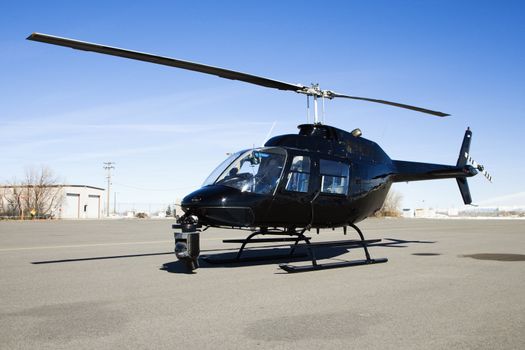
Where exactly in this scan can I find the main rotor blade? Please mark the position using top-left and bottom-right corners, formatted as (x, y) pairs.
(27, 33), (305, 92)
(329, 92), (449, 117)
(27, 33), (449, 117)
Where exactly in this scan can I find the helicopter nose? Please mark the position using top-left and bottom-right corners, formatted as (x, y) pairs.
(190, 196), (202, 203)
(181, 185), (255, 226)
(181, 186), (232, 208)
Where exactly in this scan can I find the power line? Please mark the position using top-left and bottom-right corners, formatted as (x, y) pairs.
(112, 181), (195, 192)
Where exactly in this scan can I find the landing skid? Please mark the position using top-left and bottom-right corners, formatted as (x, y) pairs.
(279, 224), (388, 273)
(202, 229), (310, 264)
(202, 224), (388, 272)
(203, 252), (307, 264)
(279, 258), (388, 273)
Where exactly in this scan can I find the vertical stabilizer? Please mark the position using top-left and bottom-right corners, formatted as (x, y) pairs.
(456, 128), (473, 204)
(456, 177), (472, 205)
(456, 127), (472, 167)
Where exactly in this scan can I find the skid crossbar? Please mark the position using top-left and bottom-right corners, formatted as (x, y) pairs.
(203, 229), (311, 264)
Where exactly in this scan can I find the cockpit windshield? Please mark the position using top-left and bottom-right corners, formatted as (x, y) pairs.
(203, 148), (286, 195)
(202, 150), (244, 187)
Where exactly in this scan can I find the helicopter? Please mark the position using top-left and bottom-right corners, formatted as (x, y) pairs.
(27, 33), (492, 272)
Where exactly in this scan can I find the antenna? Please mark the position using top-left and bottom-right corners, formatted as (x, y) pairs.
(103, 161), (115, 217)
(322, 95), (326, 124)
(261, 121), (277, 146)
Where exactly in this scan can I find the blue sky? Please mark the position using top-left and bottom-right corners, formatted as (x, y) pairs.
(1, 0), (524, 210)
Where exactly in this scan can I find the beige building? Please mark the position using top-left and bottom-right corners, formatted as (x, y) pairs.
(1, 185), (105, 219)
(60, 185), (105, 219)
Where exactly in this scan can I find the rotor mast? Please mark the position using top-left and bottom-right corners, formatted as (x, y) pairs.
(313, 94), (319, 124)
(301, 84), (327, 124)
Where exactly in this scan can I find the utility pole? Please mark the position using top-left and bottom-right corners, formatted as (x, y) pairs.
(103, 162), (115, 217)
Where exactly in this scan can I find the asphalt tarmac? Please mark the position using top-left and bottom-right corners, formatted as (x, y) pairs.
(0, 218), (523, 349)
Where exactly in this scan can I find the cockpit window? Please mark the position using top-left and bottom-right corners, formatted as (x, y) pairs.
(202, 150), (245, 187)
(211, 148), (286, 194)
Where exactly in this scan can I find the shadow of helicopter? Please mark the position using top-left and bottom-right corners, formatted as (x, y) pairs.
(368, 238), (436, 248)
(29, 237), (435, 273)
(160, 247), (355, 274)
(31, 252), (174, 265)
(160, 237), (436, 274)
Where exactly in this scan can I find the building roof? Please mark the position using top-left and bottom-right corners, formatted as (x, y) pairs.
(1, 184), (105, 191)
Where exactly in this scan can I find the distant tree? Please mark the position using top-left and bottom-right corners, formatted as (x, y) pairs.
(22, 166), (63, 218)
(1, 167), (63, 219)
(2, 179), (24, 218)
(0, 189), (4, 216)
(166, 205), (172, 216)
(374, 190), (403, 217)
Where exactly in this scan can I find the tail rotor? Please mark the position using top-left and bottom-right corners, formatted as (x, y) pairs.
(464, 152), (493, 183)
(455, 128), (492, 205)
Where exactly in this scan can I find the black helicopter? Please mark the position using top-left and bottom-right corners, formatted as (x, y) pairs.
(28, 33), (491, 272)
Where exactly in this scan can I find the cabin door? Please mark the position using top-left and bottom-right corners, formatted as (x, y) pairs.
(265, 155), (314, 226)
(312, 159), (352, 226)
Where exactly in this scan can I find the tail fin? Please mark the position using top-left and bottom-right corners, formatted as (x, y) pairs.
(456, 127), (472, 167)
(456, 177), (472, 205)
(456, 128), (473, 205)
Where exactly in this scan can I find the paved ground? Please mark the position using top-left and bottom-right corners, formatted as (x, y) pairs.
(0, 218), (523, 349)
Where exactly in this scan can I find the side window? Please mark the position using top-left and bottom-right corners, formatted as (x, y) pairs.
(285, 156), (311, 193)
(320, 159), (349, 195)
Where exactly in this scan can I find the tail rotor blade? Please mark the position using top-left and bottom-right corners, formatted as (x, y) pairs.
(465, 152), (493, 183)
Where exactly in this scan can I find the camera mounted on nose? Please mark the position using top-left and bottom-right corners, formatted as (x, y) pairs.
(173, 215), (201, 272)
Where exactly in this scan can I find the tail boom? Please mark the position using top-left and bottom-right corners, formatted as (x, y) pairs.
(391, 161), (477, 183)
(391, 128), (479, 205)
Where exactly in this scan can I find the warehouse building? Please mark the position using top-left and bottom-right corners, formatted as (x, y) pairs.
(60, 185), (105, 219)
(1, 185), (105, 219)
